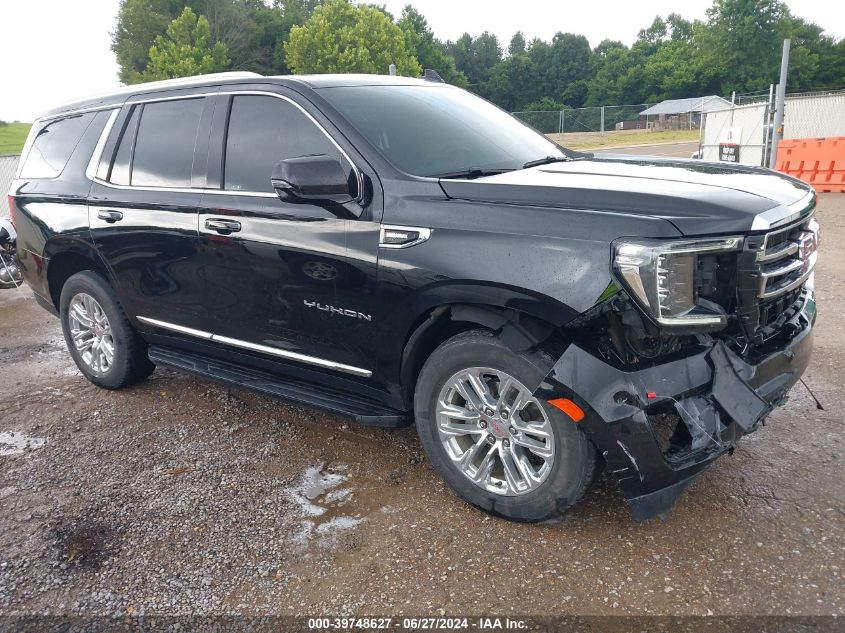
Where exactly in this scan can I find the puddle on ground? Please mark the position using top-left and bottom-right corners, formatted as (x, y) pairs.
(45, 335), (81, 377)
(0, 431), (46, 456)
(285, 462), (365, 545)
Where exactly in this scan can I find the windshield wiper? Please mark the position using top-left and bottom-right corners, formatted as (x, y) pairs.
(431, 168), (514, 180)
(522, 155), (568, 169)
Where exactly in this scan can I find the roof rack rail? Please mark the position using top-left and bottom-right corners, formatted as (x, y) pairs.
(422, 69), (445, 83)
(131, 71), (262, 90)
(46, 72), (263, 116)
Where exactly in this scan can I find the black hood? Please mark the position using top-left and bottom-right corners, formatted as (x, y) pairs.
(439, 155), (814, 236)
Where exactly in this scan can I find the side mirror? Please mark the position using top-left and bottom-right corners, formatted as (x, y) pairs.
(271, 155), (356, 205)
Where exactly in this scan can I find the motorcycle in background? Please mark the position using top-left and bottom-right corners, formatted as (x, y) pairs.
(0, 217), (22, 289)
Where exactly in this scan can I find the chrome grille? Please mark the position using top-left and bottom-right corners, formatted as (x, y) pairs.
(756, 216), (818, 300)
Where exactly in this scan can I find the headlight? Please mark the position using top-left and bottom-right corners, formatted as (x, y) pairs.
(612, 237), (742, 328)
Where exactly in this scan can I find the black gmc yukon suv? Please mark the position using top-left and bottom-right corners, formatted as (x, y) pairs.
(9, 72), (818, 522)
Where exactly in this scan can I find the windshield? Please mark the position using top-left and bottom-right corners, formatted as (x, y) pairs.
(318, 85), (566, 178)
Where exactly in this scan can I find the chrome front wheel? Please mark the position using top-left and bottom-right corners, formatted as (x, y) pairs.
(436, 367), (555, 496)
(68, 292), (114, 374)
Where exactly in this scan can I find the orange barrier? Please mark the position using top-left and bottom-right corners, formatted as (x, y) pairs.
(776, 137), (845, 193)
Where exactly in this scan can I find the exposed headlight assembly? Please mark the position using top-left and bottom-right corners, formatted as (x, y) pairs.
(612, 237), (742, 329)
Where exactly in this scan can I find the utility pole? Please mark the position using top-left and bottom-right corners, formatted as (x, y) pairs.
(769, 39), (790, 169)
(764, 83), (774, 165)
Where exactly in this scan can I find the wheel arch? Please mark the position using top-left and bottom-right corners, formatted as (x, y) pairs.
(45, 237), (115, 310)
(398, 284), (577, 407)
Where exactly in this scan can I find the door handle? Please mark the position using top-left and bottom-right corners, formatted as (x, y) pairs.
(205, 218), (241, 233)
(97, 209), (123, 223)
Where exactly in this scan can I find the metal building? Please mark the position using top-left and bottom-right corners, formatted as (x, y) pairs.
(639, 96), (732, 130)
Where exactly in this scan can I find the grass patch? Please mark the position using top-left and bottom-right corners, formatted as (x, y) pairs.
(0, 123), (32, 156)
(550, 129), (700, 151)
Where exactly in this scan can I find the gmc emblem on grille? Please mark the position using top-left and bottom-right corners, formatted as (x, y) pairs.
(800, 231), (818, 260)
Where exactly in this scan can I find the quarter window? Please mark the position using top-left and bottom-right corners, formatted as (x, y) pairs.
(223, 95), (342, 193)
(19, 113), (96, 179)
(130, 98), (204, 187)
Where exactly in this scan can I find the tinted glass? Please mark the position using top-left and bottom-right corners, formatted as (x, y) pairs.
(109, 105), (141, 185)
(224, 95), (341, 193)
(318, 85), (566, 177)
(132, 98), (204, 187)
(19, 112), (96, 179)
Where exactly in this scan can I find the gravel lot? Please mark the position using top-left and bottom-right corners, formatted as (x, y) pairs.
(0, 196), (843, 621)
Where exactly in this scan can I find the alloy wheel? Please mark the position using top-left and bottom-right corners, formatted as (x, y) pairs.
(435, 367), (556, 496)
(68, 293), (114, 374)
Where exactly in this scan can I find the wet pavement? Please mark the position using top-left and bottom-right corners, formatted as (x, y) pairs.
(0, 195), (843, 618)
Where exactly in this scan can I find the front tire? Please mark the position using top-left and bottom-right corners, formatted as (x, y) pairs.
(414, 330), (596, 522)
(59, 271), (155, 389)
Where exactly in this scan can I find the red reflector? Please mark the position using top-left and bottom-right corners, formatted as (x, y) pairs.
(548, 398), (585, 422)
(647, 391), (657, 399)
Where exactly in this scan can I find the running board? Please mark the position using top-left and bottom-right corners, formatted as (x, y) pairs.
(148, 346), (410, 428)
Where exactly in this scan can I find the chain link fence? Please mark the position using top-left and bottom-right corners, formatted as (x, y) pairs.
(700, 102), (770, 166)
(513, 104), (655, 134)
(783, 89), (845, 139)
(0, 156), (19, 217)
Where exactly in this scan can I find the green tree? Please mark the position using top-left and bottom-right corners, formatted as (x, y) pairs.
(138, 7), (230, 82)
(112, 0), (185, 84)
(113, 0), (324, 81)
(701, 0), (790, 93)
(523, 96), (567, 111)
(202, 0), (285, 75)
(285, 0), (421, 75)
(666, 13), (694, 42)
(637, 16), (668, 49)
(508, 31), (526, 56)
(398, 5), (467, 86)
(487, 52), (540, 110)
(446, 32), (502, 94)
(530, 33), (592, 106)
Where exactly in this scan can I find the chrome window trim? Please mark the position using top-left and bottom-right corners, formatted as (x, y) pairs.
(84, 90), (364, 202)
(137, 316), (372, 378)
(38, 103), (130, 123)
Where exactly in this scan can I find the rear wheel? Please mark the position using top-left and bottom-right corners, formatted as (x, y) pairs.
(414, 330), (597, 522)
(59, 271), (155, 389)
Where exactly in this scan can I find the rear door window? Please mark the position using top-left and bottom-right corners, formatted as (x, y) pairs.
(223, 95), (342, 194)
(19, 112), (96, 179)
(130, 98), (204, 187)
(108, 105), (141, 186)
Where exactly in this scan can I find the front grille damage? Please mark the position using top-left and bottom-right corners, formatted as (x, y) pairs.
(569, 213), (818, 466)
(539, 208), (817, 519)
(737, 214), (818, 341)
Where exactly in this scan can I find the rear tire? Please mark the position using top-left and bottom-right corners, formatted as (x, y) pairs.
(414, 330), (596, 522)
(59, 271), (155, 389)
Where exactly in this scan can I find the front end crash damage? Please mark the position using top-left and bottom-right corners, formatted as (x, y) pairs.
(533, 292), (816, 521)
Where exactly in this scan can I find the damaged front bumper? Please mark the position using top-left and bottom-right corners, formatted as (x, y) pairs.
(533, 293), (816, 521)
